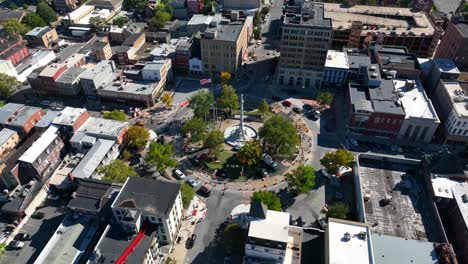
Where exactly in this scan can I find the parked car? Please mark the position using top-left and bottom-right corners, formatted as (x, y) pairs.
(317, 218), (328, 229)
(292, 107), (302, 114)
(8, 240), (24, 250)
(47, 194), (59, 201)
(231, 145), (240, 152)
(306, 109), (321, 120)
(186, 177), (200, 187)
(282, 100), (292, 107)
(31, 211), (45, 219)
(14, 233), (30, 241)
(200, 184), (211, 196)
(186, 234), (196, 249)
(173, 169), (186, 180)
(262, 153), (277, 169)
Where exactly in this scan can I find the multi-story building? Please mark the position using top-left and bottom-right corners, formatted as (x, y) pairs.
(97, 78), (165, 107)
(420, 58), (460, 96)
(70, 117), (128, 147)
(174, 38), (192, 72)
(277, 2), (332, 94)
(55, 67), (87, 96)
(115, 33), (146, 65)
(200, 17), (251, 73)
(0, 103), (44, 135)
(0, 129), (19, 159)
(0, 60), (19, 79)
(80, 60), (120, 97)
(51, 107), (90, 133)
(432, 80), (468, 145)
(25, 27), (59, 48)
(0, 9), (26, 23)
(30, 63), (68, 95)
(323, 50), (348, 87)
(92, 41), (113, 61)
(435, 22), (468, 71)
(17, 125), (65, 181)
(187, 0), (203, 16)
(369, 43), (422, 80)
(0, 39), (29, 65)
(222, 0), (261, 10)
(15, 50), (56, 82)
(141, 60), (172, 82)
(111, 177), (183, 246)
(325, 4), (442, 57)
(53, 0), (79, 12)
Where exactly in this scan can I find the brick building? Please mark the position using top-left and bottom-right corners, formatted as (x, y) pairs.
(0, 103), (44, 135)
(0, 39), (29, 65)
(435, 22), (468, 71)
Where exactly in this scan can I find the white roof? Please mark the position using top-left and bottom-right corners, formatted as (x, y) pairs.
(248, 210), (290, 243)
(327, 219), (374, 264)
(393, 79), (439, 121)
(19, 126), (59, 163)
(71, 139), (116, 179)
(52, 107), (87, 127)
(187, 14), (213, 25)
(452, 184), (468, 230)
(431, 177), (461, 199)
(325, 50), (349, 69)
(440, 80), (468, 118)
(77, 117), (128, 140)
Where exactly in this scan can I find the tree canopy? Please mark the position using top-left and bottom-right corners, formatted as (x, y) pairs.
(125, 125), (150, 150)
(0, 73), (21, 99)
(220, 71), (231, 84)
(320, 149), (354, 174)
(97, 159), (138, 183)
(112, 17), (127, 27)
(189, 90), (214, 120)
(237, 141), (261, 166)
(148, 10), (171, 29)
(258, 99), (270, 115)
(36, 2), (57, 23)
(317, 91), (334, 106)
(144, 142), (177, 173)
(2, 19), (29, 38)
(89, 16), (107, 30)
(259, 115), (299, 156)
(326, 203), (350, 220)
(251, 191), (282, 211)
(285, 164), (316, 194)
(223, 223), (244, 254)
(217, 85), (239, 116)
(182, 117), (207, 143)
(103, 110), (127, 121)
(180, 183), (195, 208)
(124, 0), (149, 14)
(23, 13), (47, 28)
(204, 129), (224, 157)
(161, 93), (173, 107)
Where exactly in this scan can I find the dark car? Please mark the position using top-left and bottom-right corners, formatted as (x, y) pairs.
(292, 107), (302, 114)
(200, 184), (211, 196)
(306, 109), (321, 120)
(31, 211), (45, 219)
(282, 100), (292, 107)
(216, 169), (227, 178)
(186, 234), (196, 249)
(14, 233), (30, 241)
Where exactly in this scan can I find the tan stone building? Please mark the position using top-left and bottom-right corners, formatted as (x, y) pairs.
(200, 18), (251, 73)
(93, 41), (113, 61)
(25, 27), (59, 48)
(0, 129), (19, 159)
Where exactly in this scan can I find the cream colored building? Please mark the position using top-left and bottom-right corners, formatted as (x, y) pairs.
(93, 41), (113, 61)
(0, 129), (20, 159)
(201, 18), (250, 73)
(25, 27), (59, 48)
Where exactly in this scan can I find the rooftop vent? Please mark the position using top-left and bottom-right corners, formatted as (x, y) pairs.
(462, 194), (468, 203)
(343, 232), (351, 241)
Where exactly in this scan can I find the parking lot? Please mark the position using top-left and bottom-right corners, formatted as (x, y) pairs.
(0, 199), (68, 264)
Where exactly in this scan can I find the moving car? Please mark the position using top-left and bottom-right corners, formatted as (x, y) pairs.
(8, 240), (24, 250)
(173, 169), (186, 179)
(14, 233), (31, 241)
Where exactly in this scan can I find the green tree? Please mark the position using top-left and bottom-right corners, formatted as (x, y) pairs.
(204, 129), (224, 157)
(320, 149), (354, 175)
(189, 90), (214, 120)
(23, 13), (47, 28)
(0, 73), (21, 99)
(89, 16), (107, 31)
(259, 115), (299, 156)
(253, 27), (261, 40)
(326, 203), (350, 220)
(125, 0), (149, 14)
(223, 224), (243, 254)
(121, 149), (132, 161)
(103, 110), (127, 121)
(113, 16), (127, 27)
(161, 93), (173, 108)
(237, 141), (261, 166)
(2, 19), (29, 38)
(0, 101), (6, 107)
(261, 6), (270, 15)
(144, 142), (177, 173)
(97, 159), (138, 183)
(125, 125), (150, 150)
(164, 257), (177, 264)
(220, 71), (231, 84)
(180, 183), (195, 208)
(258, 99), (270, 115)
(36, 2), (57, 23)
(148, 10), (171, 29)
(285, 164), (316, 194)
(8, 2), (18, 9)
(217, 85), (239, 116)
(251, 191), (281, 211)
(317, 91), (334, 106)
(182, 117), (207, 143)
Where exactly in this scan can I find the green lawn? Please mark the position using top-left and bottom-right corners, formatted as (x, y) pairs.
(206, 150), (233, 170)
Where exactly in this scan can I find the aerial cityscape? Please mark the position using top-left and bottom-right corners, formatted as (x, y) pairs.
(0, 0), (466, 263)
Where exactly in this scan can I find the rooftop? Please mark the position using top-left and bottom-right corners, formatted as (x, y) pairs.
(80, 60), (116, 80)
(284, 2), (332, 27)
(68, 178), (121, 213)
(377, 49), (420, 70)
(142, 60), (168, 72)
(203, 22), (244, 42)
(349, 80), (406, 115)
(0, 103), (24, 124)
(372, 234), (438, 264)
(56, 67), (86, 85)
(0, 9), (25, 23)
(40, 63), (66, 78)
(358, 156), (442, 242)
(187, 14), (214, 25)
(77, 117), (128, 140)
(453, 23), (468, 38)
(325, 50), (348, 69)
(431, 177), (464, 199)
(248, 210), (290, 243)
(112, 177), (181, 217)
(122, 32), (144, 46)
(433, 0), (463, 17)
(0, 128), (17, 146)
(101, 79), (159, 95)
(25, 26), (53, 38)
(19, 125), (59, 163)
(452, 183), (468, 230)
(440, 80), (468, 117)
(326, 218), (373, 264)
(92, 41), (110, 49)
(0, 104), (42, 128)
(393, 79), (438, 120)
(324, 3), (435, 35)
(52, 107), (87, 127)
(434, 59), (460, 75)
(71, 139), (116, 179)
(35, 110), (60, 128)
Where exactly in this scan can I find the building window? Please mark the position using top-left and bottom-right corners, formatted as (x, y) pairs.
(288, 77), (294, 86)
(452, 128), (458, 134)
(374, 117), (380, 123)
(419, 127), (429, 141)
(162, 235), (167, 240)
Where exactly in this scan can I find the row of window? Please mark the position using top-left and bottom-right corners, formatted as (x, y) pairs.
(283, 29), (331, 37)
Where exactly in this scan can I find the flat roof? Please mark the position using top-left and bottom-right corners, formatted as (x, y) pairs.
(0, 103), (24, 124)
(112, 177), (181, 217)
(56, 67), (86, 84)
(52, 107), (87, 127)
(18, 125), (59, 163)
(440, 80), (468, 118)
(284, 2), (332, 27)
(101, 80), (158, 95)
(248, 210), (290, 243)
(5, 106), (42, 128)
(372, 234), (438, 264)
(40, 63), (66, 77)
(325, 50), (348, 69)
(71, 139), (116, 179)
(378, 51), (419, 70)
(434, 59), (460, 75)
(433, 0), (462, 17)
(327, 218), (373, 264)
(187, 14), (213, 25)
(77, 117), (128, 139)
(68, 178), (121, 213)
(393, 79), (438, 120)
(35, 110), (60, 128)
(452, 183), (468, 230)
(0, 128), (17, 146)
(431, 177), (463, 199)
(324, 3), (435, 35)
(203, 22), (244, 42)
(25, 26), (53, 37)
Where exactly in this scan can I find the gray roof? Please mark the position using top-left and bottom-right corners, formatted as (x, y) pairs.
(56, 67), (86, 85)
(203, 22), (245, 42)
(349, 80), (405, 115)
(113, 178), (181, 217)
(92, 41), (109, 49)
(284, 2), (332, 27)
(372, 234), (438, 264)
(4, 106), (42, 128)
(71, 139), (116, 179)
(0, 9), (25, 23)
(0, 103), (24, 124)
(25, 26), (53, 38)
(52, 107), (87, 127)
(0, 128), (17, 146)
(378, 51), (419, 70)
(349, 85), (373, 113)
(433, 0), (462, 15)
(454, 23), (468, 38)
(35, 110), (60, 128)
(67, 178), (121, 213)
(347, 54), (371, 70)
(123, 32), (144, 46)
